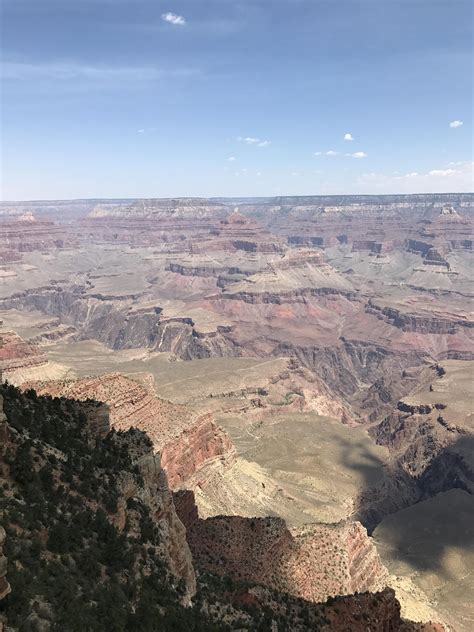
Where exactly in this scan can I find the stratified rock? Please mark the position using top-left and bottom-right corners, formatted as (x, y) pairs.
(0, 330), (48, 376)
(21, 372), (235, 489)
(183, 508), (389, 604)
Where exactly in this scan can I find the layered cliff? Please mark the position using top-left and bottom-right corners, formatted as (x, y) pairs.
(181, 494), (389, 605)
(0, 330), (48, 376)
(366, 299), (474, 335)
(0, 382), (435, 631)
(21, 372), (235, 489)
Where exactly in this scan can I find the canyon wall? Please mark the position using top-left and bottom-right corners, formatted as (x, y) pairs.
(21, 372), (236, 489)
(178, 492), (389, 605)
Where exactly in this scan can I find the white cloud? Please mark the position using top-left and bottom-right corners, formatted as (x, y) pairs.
(237, 136), (271, 146)
(449, 120), (463, 128)
(227, 156), (236, 161)
(256, 172), (262, 177)
(344, 133), (354, 141)
(428, 168), (456, 177)
(313, 151), (322, 156)
(326, 150), (339, 156)
(357, 161), (473, 193)
(350, 151), (367, 159)
(162, 12), (186, 26)
(137, 129), (145, 134)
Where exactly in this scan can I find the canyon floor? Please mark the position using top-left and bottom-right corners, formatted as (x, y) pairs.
(1, 194), (473, 630)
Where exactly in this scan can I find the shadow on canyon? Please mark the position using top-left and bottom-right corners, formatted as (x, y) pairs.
(350, 432), (474, 579)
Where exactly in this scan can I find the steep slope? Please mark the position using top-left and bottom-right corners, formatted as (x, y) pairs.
(184, 509), (389, 604)
(0, 383), (436, 631)
(20, 373), (235, 489)
(0, 382), (200, 630)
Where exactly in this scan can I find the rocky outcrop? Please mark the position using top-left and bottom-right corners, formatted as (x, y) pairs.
(22, 373), (235, 489)
(366, 301), (473, 334)
(160, 414), (235, 488)
(0, 288), (240, 361)
(359, 361), (474, 529)
(0, 382), (197, 617)
(273, 338), (427, 421)
(0, 216), (75, 259)
(183, 509), (389, 604)
(167, 262), (251, 278)
(0, 330), (49, 376)
(352, 240), (395, 254)
(321, 588), (443, 632)
(113, 431), (196, 601)
(219, 286), (355, 304)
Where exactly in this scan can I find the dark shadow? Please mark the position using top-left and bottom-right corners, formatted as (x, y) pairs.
(349, 430), (474, 581)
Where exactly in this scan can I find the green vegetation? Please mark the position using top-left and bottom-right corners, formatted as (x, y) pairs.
(0, 383), (333, 631)
(0, 383), (221, 631)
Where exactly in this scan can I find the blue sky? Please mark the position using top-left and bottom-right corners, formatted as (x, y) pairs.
(1, 0), (472, 200)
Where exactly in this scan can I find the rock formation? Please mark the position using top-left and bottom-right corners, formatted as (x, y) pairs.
(21, 372), (236, 489)
(0, 330), (49, 376)
(178, 490), (389, 604)
(0, 382), (197, 614)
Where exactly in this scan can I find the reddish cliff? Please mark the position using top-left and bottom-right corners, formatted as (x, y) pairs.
(181, 503), (389, 604)
(21, 372), (235, 489)
(0, 330), (48, 376)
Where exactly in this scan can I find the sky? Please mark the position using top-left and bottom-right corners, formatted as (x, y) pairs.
(1, 0), (472, 200)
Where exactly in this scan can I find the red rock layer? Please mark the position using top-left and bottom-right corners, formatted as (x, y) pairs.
(22, 372), (235, 489)
(182, 507), (389, 604)
(0, 330), (48, 375)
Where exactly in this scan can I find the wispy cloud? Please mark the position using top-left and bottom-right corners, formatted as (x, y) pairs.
(316, 148), (367, 159)
(237, 136), (271, 147)
(344, 133), (354, 141)
(449, 120), (463, 128)
(162, 12), (186, 26)
(1, 61), (197, 82)
(227, 156), (236, 161)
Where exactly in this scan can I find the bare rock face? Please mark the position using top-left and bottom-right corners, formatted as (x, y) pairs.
(22, 372), (235, 489)
(0, 330), (48, 376)
(366, 300), (474, 335)
(183, 507), (389, 604)
(0, 216), (74, 261)
(320, 588), (444, 631)
(160, 413), (235, 488)
(114, 432), (196, 601)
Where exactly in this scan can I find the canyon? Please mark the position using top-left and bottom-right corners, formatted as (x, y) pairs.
(0, 193), (473, 630)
